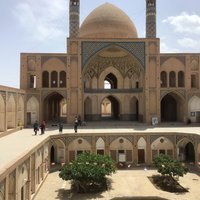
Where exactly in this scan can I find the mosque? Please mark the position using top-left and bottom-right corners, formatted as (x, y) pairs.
(0, 0), (200, 199)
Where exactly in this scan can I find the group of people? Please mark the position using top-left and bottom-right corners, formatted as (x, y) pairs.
(33, 115), (82, 135)
(33, 121), (46, 135)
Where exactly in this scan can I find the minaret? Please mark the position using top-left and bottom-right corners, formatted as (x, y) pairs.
(146, 0), (156, 38)
(69, 0), (80, 38)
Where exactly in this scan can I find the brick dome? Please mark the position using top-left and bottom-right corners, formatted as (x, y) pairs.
(78, 3), (138, 39)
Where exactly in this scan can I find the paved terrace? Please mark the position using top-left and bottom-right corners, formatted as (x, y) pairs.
(1, 122), (200, 199)
(1, 122), (200, 177)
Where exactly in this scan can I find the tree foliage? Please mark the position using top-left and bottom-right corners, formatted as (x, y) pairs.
(59, 152), (116, 192)
(153, 154), (189, 181)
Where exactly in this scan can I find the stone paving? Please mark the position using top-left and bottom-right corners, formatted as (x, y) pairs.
(1, 122), (200, 174)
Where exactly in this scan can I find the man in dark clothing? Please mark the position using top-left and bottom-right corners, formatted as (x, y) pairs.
(33, 121), (39, 135)
(74, 117), (78, 133)
(59, 123), (63, 133)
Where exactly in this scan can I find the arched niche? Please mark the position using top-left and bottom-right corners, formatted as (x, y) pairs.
(7, 94), (16, 129)
(27, 96), (39, 125)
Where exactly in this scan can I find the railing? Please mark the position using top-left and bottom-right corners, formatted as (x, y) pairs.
(84, 88), (143, 93)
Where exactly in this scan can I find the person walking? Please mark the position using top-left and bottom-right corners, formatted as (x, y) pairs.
(74, 117), (78, 133)
(40, 121), (46, 135)
(59, 122), (63, 133)
(33, 121), (39, 135)
(78, 115), (82, 126)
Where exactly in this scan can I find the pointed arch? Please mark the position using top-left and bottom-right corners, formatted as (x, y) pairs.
(110, 137), (133, 164)
(7, 94), (16, 129)
(161, 92), (185, 122)
(27, 96), (39, 125)
(96, 137), (105, 155)
(18, 96), (24, 126)
(169, 71), (176, 87)
(101, 95), (120, 120)
(43, 92), (66, 122)
(151, 137), (174, 160)
(84, 97), (92, 121)
(161, 71), (167, 87)
(50, 139), (65, 165)
(99, 66), (123, 89)
(178, 71), (184, 87)
(137, 137), (147, 163)
(188, 96), (200, 122)
(104, 73), (117, 89)
(42, 71), (49, 88)
(59, 71), (66, 88)
(177, 138), (195, 163)
(130, 96), (139, 121)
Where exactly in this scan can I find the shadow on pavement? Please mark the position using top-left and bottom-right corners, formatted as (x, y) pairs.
(110, 197), (169, 200)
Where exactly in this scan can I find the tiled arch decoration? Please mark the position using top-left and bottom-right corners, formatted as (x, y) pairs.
(82, 41), (145, 69)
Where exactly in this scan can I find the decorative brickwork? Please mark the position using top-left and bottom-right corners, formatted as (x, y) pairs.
(160, 90), (185, 100)
(69, 0), (80, 38)
(146, 0), (156, 38)
(84, 55), (142, 79)
(27, 56), (36, 71)
(109, 135), (134, 145)
(150, 135), (175, 145)
(176, 135), (196, 145)
(82, 42), (145, 68)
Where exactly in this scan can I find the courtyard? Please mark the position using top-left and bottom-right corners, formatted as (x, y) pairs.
(34, 167), (200, 200)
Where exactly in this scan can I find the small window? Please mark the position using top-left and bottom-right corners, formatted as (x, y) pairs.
(51, 71), (58, 87)
(76, 150), (83, 156)
(59, 71), (66, 88)
(161, 71), (167, 87)
(159, 149), (165, 155)
(136, 81), (139, 88)
(30, 75), (36, 88)
(118, 150), (125, 154)
(178, 71), (184, 87)
(169, 71), (176, 87)
(42, 71), (49, 88)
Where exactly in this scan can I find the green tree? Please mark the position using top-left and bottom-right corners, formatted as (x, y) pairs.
(59, 152), (116, 193)
(153, 154), (189, 186)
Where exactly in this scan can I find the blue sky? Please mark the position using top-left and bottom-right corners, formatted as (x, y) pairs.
(0, 0), (200, 88)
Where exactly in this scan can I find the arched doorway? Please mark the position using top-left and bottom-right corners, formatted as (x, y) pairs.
(27, 96), (39, 125)
(177, 139), (195, 163)
(137, 137), (146, 164)
(130, 97), (139, 121)
(84, 97), (92, 121)
(161, 94), (177, 122)
(185, 142), (195, 162)
(101, 96), (119, 120)
(7, 94), (16, 129)
(188, 96), (200, 123)
(43, 92), (66, 122)
(50, 146), (55, 164)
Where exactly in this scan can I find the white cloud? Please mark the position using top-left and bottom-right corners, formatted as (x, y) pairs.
(13, 0), (68, 41)
(163, 12), (200, 35)
(177, 38), (200, 49)
(160, 42), (180, 53)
